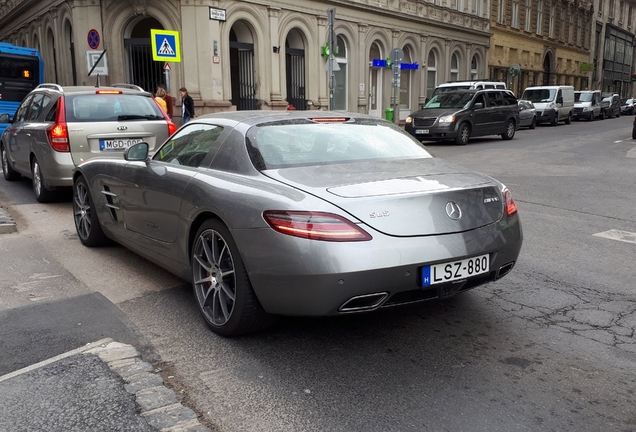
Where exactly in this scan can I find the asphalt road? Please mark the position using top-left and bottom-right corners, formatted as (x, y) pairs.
(0, 115), (635, 431)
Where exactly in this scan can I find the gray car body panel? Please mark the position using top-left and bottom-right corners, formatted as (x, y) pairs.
(75, 111), (523, 317)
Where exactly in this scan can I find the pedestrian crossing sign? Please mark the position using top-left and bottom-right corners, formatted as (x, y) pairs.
(151, 29), (181, 62)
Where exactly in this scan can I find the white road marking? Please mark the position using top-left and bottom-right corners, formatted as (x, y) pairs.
(593, 229), (636, 244)
(627, 147), (636, 158)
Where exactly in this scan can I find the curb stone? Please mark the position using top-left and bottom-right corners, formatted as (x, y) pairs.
(0, 206), (17, 234)
(85, 341), (209, 432)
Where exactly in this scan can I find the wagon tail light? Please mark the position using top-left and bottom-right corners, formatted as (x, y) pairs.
(154, 98), (178, 135)
(263, 211), (372, 242)
(503, 188), (518, 216)
(46, 97), (69, 152)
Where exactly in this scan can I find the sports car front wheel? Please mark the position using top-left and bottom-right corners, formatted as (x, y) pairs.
(73, 176), (107, 247)
(191, 219), (275, 337)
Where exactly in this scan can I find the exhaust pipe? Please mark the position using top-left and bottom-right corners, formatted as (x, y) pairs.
(497, 262), (515, 279)
(339, 292), (389, 312)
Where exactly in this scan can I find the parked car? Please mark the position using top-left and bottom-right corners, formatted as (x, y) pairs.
(0, 83), (177, 202)
(72, 111), (523, 336)
(405, 89), (520, 145)
(601, 93), (621, 118)
(518, 100), (537, 129)
(620, 98), (634, 115)
(573, 90), (604, 121)
(632, 116), (636, 139)
(520, 85), (574, 125)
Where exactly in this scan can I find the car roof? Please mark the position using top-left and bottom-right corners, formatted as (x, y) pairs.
(34, 84), (152, 97)
(194, 110), (382, 127)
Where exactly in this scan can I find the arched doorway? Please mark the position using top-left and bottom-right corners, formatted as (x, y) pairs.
(368, 42), (383, 117)
(47, 28), (58, 83)
(124, 17), (164, 92)
(230, 22), (256, 110)
(542, 53), (552, 85)
(285, 29), (306, 110)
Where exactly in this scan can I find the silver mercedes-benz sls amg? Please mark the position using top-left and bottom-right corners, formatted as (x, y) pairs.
(72, 111), (523, 336)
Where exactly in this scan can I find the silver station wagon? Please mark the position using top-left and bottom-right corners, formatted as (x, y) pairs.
(1, 84), (176, 202)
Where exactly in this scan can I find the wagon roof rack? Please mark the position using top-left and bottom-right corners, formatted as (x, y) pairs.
(36, 83), (63, 92)
(111, 83), (145, 92)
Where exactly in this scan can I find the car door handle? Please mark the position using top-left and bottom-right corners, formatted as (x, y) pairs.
(26, 133), (32, 137)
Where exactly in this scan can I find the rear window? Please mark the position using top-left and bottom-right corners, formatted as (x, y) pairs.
(246, 119), (432, 169)
(64, 93), (164, 122)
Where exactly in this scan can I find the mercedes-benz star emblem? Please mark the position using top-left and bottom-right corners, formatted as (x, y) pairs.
(445, 201), (462, 220)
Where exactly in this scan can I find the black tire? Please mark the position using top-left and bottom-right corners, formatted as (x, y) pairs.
(32, 158), (57, 203)
(588, 113), (594, 122)
(600, 110), (606, 120)
(1, 142), (21, 181)
(529, 117), (536, 129)
(501, 120), (515, 140)
(73, 175), (107, 247)
(191, 219), (276, 337)
(551, 115), (558, 126)
(565, 113), (571, 125)
(454, 123), (470, 145)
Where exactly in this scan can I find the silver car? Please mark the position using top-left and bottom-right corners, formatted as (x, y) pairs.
(72, 111), (523, 336)
(1, 84), (176, 202)
(518, 100), (537, 129)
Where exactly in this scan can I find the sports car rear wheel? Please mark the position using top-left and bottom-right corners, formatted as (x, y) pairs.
(192, 219), (275, 337)
(73, 176), (107, 247)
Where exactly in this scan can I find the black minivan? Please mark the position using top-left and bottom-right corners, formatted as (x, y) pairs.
(405, 89), (520, 145)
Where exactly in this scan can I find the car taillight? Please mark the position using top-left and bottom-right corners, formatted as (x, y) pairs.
(46, 97), (69, 152)
(154, 99), (177, 135)
(503, 189), (518, 216)
(263, 211), (372, 242)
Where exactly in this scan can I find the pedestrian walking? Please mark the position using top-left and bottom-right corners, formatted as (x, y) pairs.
(154, 87), (168, 113)
(157, 84), (174, 118)
(180, 87), (194, 124)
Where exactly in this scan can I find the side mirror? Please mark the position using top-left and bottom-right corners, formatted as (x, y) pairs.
(0, 114), (10, 123)
(557, 97), (563, 104)
(124, 142), (149, 161)
(474, 102), (484, 109)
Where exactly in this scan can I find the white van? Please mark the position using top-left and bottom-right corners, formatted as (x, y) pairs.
(520, 85), (574, 125)
(573, 90), (603, 121)
(432, 81), (507, 98)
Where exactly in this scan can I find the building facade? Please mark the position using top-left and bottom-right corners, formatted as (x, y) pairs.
(488, 0), (595, 96)
(591, 0), (636, 96)
(0, 0), (493, 119)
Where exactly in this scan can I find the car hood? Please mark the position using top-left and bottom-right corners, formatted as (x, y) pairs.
(263, 158), (504, 236)
(409, 108), (461, 118)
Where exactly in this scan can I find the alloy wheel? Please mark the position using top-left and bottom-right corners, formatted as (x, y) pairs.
(192, 228), (237, 327)
(74, 180), (92, 240)
(33, 160), (43, 197)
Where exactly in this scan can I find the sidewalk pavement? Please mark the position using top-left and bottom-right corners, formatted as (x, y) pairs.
(0, 339), (209, 432)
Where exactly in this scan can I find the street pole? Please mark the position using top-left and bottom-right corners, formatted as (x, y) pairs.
(327, 8), (335, 111)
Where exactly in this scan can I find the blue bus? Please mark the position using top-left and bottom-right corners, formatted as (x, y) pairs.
(0, 42), (44, 135)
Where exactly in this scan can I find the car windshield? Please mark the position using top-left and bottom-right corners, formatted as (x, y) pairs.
(65, 94), (164, 122)
(575, 93), (593, 102)
(431, 85), (472, 97)
(522, 89), (556, 103)
(423, 93), (474, 109)
(246, 118), (433, 169)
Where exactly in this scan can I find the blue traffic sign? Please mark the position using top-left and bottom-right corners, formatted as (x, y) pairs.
(87, 29), (100, 50)
(151, 29), (181, 62)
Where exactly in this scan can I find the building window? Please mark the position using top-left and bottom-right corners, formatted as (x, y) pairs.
(512, 0), (520, 27)
(569, 13), (574, 43)
(333, 36), (348, 110)
(471, 55), (479, 79)
(577, 16), (582, 45)
(450, 53), (459, 81)
(426, 51), (438, 99)
(537, 0), (543, 35)
(498, 0), (506, 23)
(549, 5), (555, 37)
(560, 9), (565, 40)
(629, 6), (633, 27)
(609, 0), (615, 17)
(399, 47), (413, 112)
(524, 0), (532, 31)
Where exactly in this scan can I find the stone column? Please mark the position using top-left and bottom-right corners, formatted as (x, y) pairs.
(317, 15), (329, 109)
(357, 24), (368, 113)
(419, 35), (428, 106)
(268, 7), (286, 110)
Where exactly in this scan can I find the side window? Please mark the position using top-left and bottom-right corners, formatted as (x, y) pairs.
(503, 92), (517, 105)
(44, 98), (58, 122)
(154, 123), (225, 168)
(14, 94), (34, 123)
(473, 94), (486, 108)
(487, 92), (502, 106)
(26, 93), (49, 121)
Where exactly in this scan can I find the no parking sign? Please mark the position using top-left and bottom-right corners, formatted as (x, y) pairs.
(87, 29), (100, 50)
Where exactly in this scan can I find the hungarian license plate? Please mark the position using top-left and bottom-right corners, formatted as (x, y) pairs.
(415, 129), (429, 134)
(421, 254), (489, 286)
(99, 138), (142, 151)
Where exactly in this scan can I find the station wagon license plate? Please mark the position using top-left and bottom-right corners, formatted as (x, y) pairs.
(421, 254), (489, 286)
(100, 138), (143, 151)
(415, 129), (429, 134)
